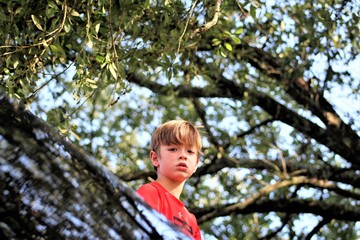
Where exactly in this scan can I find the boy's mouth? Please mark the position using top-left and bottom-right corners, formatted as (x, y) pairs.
(176, 162), (188, 168)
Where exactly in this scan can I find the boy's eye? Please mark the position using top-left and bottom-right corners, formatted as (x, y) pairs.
(169, 148), (177, 151)
(188, 150), (195, 154)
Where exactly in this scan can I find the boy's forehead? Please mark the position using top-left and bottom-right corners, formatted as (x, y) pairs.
(161, 143), (196, 148)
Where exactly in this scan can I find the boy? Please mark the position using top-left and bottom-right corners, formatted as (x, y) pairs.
(137, 120), (202, 240)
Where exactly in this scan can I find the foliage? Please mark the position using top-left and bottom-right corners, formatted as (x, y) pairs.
(1, 0), (359, 239)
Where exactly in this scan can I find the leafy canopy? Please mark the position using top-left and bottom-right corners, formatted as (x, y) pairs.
(1, 0), (360, 239)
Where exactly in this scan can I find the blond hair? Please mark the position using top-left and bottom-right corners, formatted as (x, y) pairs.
(151, 120), (202, 159)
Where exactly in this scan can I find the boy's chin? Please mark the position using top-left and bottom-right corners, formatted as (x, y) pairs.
(170, 174), (190, 182)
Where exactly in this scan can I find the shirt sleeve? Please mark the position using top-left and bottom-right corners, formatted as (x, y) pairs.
(137, 184), (161, 212)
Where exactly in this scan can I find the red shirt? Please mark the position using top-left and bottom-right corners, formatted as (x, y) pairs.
(137, 182), (201, 240)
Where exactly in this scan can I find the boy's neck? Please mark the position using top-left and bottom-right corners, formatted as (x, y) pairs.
(156, 178), (185, 199)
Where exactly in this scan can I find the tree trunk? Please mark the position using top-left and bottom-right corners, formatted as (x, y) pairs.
(0, 93), (189, 240)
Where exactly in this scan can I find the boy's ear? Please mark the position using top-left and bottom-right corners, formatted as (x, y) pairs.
(150, 150), (159, 167)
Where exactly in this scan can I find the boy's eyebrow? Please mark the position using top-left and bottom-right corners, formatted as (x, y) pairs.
(164, 144), (194, 147)
(165, 144), (196, 148)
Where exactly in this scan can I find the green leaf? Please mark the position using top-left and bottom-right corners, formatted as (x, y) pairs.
(70, 9), (80, 17)
(96, 55), (105, 63)
(212, 38), (222, 46)
(108, 62), (118, 79)
(223, 30), (232, 37)
(64, 23), (71, 33)
(218, 46), (227, 57)
(45, 2), (58, 18)
(86, 78), (98, 89)
(31, 14), (44, 31)
(3, 68), (10, 74)
(50, 44), (66, 57)
(94, 22), (101, 34)
(250, 5), (257, 19)
(13, 60), (19, 69)
(235, 28), (244, 35)
(0, 9), (7, 21)
(224, 42), (233, 51)
(231, 35), (241, 44)
(14, 6), (23, 15)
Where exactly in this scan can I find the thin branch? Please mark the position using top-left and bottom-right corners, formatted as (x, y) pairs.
(196, 176), (360, 223)
(305, 180), (360, 200)
(195, 196), (360, 225)
(26, 60), (77, 103)
(259, 214), (292, 240)
(191, 98), (225, 186)
(178, 0), (199, 52)
(261, 158), (284, 178)
(223, 118), (275, 149)
(190, 0), (222, 38)
(271, 144), (289, 179)
(197, 177), (301, 223)
(192, 98), (219, 147)
(68, 90), (97, 119)
(305, 217), (332, 240)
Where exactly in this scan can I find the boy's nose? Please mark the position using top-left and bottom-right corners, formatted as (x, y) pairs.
(178, 149), (188, 159)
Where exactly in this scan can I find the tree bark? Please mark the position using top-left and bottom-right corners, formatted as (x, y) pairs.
(0, 93), (190, 240)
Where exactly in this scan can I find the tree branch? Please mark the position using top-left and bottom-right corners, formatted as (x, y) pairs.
(304, 217), (332, 240)
(193, 194), (360, 224)
(126, 72), (360, 167)
(192, 98), (220, 147)
(196, 43), (360, 167)
(193, 155), (360, 188)
(190, 0), (222, 38)
(0, 93), (191, 239)
(259, 214), (292, 240)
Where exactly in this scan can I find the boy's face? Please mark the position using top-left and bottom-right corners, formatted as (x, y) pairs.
(150, 144), (199, 183)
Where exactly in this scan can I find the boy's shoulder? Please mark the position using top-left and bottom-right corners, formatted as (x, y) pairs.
(137, 182), (165, 211)
(137, 181), (164, 195)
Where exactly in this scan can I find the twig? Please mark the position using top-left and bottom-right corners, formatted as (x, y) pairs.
(259, 214), (291, 239)
(177, 0), (199, 52)
(26, 60), (76, 103)
(190, 0), (222, 38)
(192, 98), (219, 147)
(68, 90), (97, 119)
(305, 217), (332, 240)
(272, 144), (289, 179)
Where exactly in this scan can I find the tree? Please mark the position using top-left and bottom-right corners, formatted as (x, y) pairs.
(1, 0), (359, 239)
(0, 93), (191, 239)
